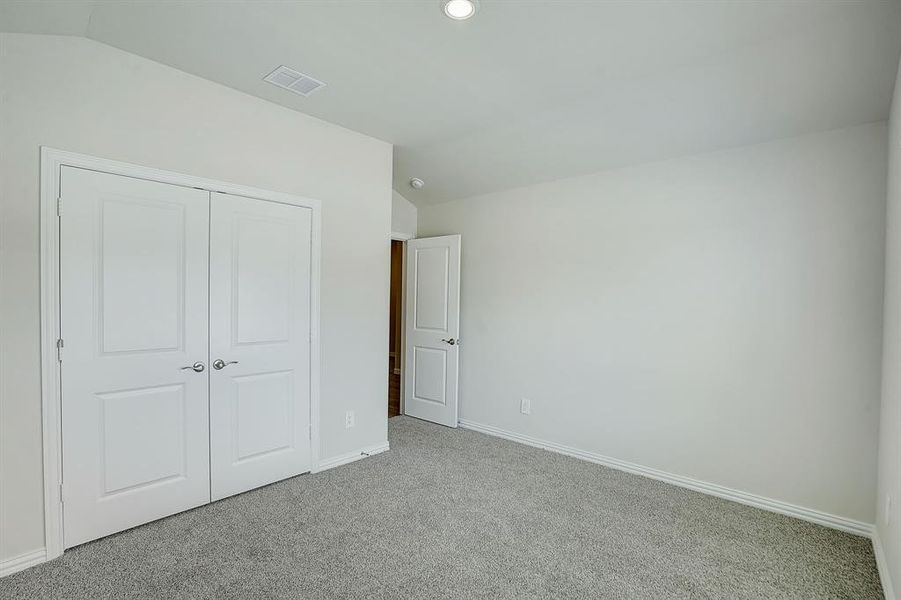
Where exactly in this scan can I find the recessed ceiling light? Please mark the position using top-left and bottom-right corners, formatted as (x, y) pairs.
(410, 178), (425, 189)
(443, 0), (477, 20)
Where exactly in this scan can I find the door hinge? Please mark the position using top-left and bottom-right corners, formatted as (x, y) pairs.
(56, 338), (64, 362)
(59, 483), (64, 503)
(57, 197), (62, 217)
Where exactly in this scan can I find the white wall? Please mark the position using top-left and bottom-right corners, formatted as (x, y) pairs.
(392, 190), (417, 237)
(0, 34), (392, 561)
(877, 58), (901, 598)
(419, 122), (887, 524)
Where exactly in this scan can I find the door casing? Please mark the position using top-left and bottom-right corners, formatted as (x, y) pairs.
(39, 147), (321, 562)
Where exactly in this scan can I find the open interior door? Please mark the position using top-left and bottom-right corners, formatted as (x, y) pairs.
(403, 235), (461, 427)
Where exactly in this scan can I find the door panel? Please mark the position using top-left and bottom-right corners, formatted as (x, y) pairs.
(209, 192), (312, 501)
(233, 216), (293, 344)
(232, 371), (294, 462)
(97, 383), (188, 495)
(413, 246), (449, 331)
(60, 167), (210, 548)
(99, 200), (185, 353)
(404, 235), (461, 427)
(412, 347), (447, 405)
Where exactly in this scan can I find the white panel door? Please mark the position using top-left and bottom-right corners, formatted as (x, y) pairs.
(209, 192), (313, 501)
(404, 235), (461, 427)
(60, 167), (211, 548)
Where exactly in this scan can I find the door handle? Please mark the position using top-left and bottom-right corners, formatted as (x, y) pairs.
(180, 361), (205, 373)
(212, 359), (239, 370)
(441, 338), (459, 346)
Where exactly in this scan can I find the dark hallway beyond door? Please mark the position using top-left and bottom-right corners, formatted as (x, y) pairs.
(388, 239), (403, 417)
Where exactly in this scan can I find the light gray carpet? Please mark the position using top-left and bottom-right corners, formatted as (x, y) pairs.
(0, 416), (883, 599)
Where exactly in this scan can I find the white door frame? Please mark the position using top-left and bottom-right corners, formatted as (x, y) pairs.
(39, 147), (322, 561)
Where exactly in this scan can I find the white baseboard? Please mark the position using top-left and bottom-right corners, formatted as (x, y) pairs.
(316, 441), (390, 472)
(873, 530), (897, 600)
(0, 548), (47, 578)
(458, 419), (873, 537)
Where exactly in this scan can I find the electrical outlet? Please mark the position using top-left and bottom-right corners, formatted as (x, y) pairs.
(520, 398), (531, 415)
(345, 410), (355, 429)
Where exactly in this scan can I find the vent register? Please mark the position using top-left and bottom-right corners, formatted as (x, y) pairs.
(263, 65), (326, 97)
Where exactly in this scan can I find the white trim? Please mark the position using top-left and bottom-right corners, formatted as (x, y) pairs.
(315, 442), (390, 472)
(874, 530), (897, 600)
(0, 549), (47, 578)
(309, 192), (323, 483)
(39, 147), (322, 559)
(39, 149), (65, 562)
(390, 231), (415, 241)
(458, 419), (874, 537)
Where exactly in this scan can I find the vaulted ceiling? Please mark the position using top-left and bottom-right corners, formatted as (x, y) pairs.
(2, 1), (900, 204)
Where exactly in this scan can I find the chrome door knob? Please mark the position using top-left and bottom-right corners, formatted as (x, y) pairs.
(180, 361), (205, 373)
(213, 359), (239, 370)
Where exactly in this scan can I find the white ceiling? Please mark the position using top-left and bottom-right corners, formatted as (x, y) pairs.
(2, 1), (900, 205)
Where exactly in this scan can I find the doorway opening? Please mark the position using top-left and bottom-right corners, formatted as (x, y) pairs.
(388, 239), (404, 417)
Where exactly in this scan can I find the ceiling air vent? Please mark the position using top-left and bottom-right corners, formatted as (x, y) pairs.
(263, 65), (326, 97)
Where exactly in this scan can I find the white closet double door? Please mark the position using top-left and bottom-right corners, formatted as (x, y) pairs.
(59, 167), (313, 548)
